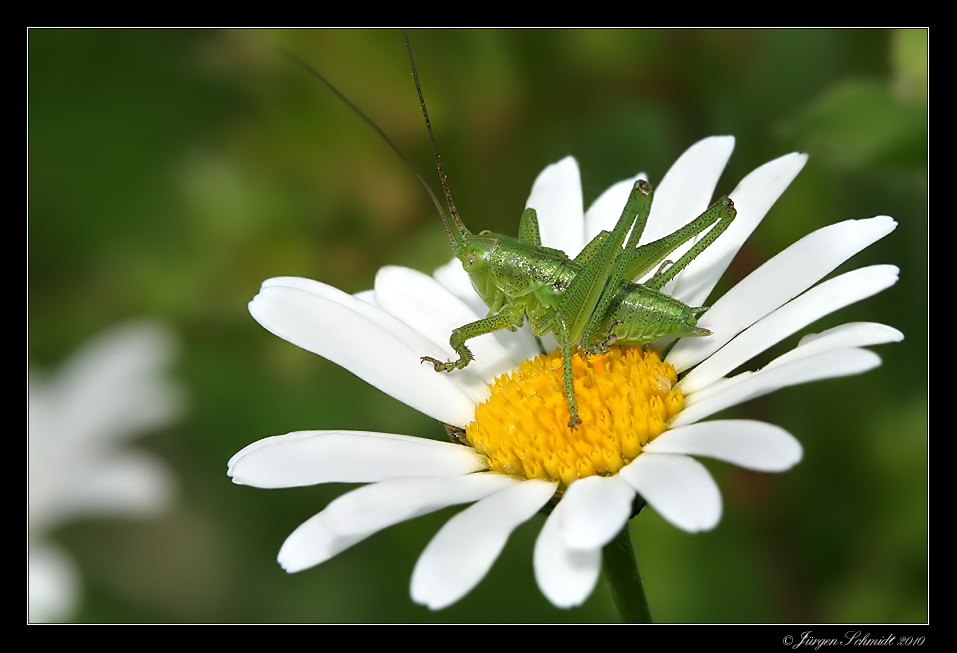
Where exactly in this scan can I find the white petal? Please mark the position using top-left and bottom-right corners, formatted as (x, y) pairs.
(374, 265), (517, 385)
(644, 420), (802, 472)
(525, 157), (586, 256)
(229, 428), (411, 471)
(29, 543), (80, 623)
(411, 479), (556, 610)
(249, 277), (477, 425)
(642, 136), (735, 247)
(680, 265), (899, 394)
(37, 321), (183, 449)
(685, 322), (902, 406)
(533, 494), (602, 608)
(278, 473), (517, 573)
(631, 137), (734, 297)
(619, 454), (721, 532)
(324, 474), (518, 539)
(29, 322), (181, 534)
(583, 173), (647, 240)
(769, 322), (904, 370)
(674, 348), (882, 427)
(671, 152), (808, 307)
(668, 215), (898, 373)
(228, 430), (487, 488)
(51, 451), (175, 523)
(559, 475), (635, 551)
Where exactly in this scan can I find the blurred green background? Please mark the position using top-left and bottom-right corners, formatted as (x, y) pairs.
(28, 29), (927, 623)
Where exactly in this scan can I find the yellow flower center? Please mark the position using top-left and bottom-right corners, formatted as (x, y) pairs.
(466, 345), (683, 488)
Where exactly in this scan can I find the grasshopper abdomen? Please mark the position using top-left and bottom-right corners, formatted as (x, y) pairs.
(600, 283), (711, 347)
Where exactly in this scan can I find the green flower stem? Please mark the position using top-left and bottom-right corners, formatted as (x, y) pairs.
(602, 520), (652, 623)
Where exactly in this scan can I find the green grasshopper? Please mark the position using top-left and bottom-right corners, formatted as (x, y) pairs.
(285, 33), (737, 429)
(402, 35), (737, 428)
(420, 177), (736, 428)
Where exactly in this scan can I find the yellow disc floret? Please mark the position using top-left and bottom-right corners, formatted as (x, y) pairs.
(466, 345), (683, 488)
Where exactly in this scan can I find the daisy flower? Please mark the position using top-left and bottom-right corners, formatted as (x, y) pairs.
(228, 136), (901, 613)
(29, 321), (183, 622)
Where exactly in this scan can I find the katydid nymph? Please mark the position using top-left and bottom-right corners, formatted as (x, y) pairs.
(400, 35), (737, 428)
(286, 32), (737, 429)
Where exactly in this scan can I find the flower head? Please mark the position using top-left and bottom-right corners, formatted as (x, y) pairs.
(29, 322), (183, 622)
(229, 136), (901, 610)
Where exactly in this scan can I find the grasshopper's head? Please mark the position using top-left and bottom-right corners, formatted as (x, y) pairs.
(458, 236), (493, 272)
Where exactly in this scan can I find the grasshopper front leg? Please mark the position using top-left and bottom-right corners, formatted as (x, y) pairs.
(530, 309), (582, 429)
(421, 309), (523, 373)
(557, 318), (582, 429)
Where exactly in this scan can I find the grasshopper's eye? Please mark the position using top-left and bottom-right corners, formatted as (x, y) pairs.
(465, 253), (479, 269)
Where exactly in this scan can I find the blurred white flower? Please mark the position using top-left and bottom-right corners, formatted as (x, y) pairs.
(28, 321), (183, 622)
(231, 136), (901, 610)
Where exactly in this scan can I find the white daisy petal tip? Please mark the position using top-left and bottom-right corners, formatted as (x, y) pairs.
(700, 134), (735, 155)
(277, 512), (337, 573)
(533, 502), (603, 608)
(226, 430), (487, 489)
(410, 479), (556, 611)
(684, 134), (735, 155)
(620, 454), (723, 533)
(646, 421), (803, 473)
(797, 322), (904, 350)
(559, 475), (635, 551)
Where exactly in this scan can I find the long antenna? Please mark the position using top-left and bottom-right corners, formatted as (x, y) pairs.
(403, 30), (468, 237)
(275, 44), (461, 246)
